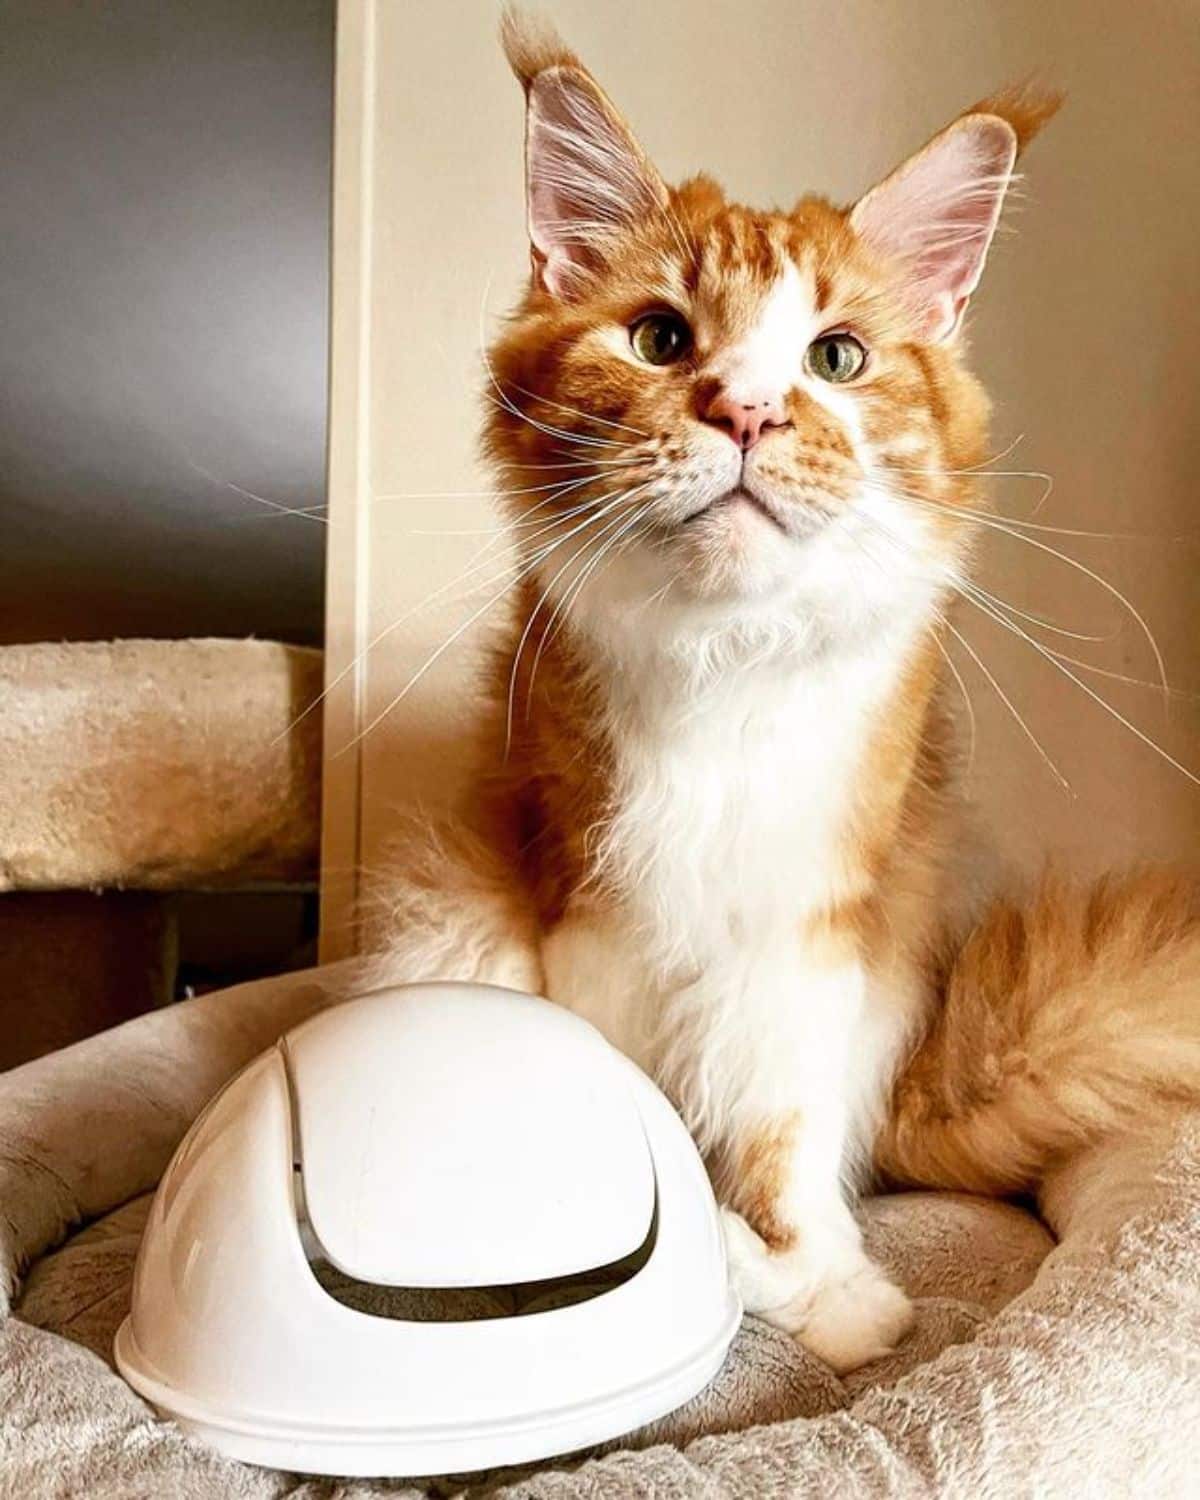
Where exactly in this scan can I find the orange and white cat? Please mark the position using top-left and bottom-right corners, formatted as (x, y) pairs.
(370, 15), (1200, 1372)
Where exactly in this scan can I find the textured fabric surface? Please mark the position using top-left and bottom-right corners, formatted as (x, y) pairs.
(1, 967), (1198, 1497)
(0, 638), (322, 891)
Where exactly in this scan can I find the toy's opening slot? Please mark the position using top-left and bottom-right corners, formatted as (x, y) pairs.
(292, 1166), (658, 1322)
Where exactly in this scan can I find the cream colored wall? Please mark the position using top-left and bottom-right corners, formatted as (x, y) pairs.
(322, 0), (1200, 956)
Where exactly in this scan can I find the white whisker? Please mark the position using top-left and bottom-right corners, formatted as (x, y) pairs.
(538, 497), (654, 664)
(482, 390), (625, 450)
(953, 582), (1200, 788)
(931, 618), (978, 776)
(504, 379), (648, 437)
(505, 483), (654, 750)
(186, 460), (328, 526)
(476, 283), (625, 451)
(962, 507), (1168, 695)
(876, 477), (1169, 694)
(942, 616), (1072, 794)
(350, 473), (657, 752)
(887, 480), (1164, 542)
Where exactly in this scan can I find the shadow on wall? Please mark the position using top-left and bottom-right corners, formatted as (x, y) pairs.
(0, 0), (333, 645)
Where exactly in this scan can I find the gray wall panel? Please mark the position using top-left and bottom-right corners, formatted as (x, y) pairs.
(1, 0), (332, 643)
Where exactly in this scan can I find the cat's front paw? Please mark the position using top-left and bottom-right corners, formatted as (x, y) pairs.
(793, 1261), (914, 1374)
(722, 1208), (913, 1375)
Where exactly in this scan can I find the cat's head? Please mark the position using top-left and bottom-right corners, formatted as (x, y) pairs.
(485, 13), (1059, 658)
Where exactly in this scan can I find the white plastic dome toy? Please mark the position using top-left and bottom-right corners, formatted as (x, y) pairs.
(114, 982), (741, 1477)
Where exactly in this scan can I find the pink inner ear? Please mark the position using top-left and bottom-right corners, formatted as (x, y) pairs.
(526, 68), (664, 299)
(851, 116), (1018, 342)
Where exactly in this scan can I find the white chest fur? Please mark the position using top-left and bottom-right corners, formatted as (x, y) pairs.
(600, 652), (877, 960)
(540, 634), (911, 1157)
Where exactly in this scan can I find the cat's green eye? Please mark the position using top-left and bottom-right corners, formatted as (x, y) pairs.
(630, 312), (693, 366)
(805, 333), (867, 384)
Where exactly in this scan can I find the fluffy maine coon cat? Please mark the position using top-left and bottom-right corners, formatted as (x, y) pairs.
(370, 15), (1200, 1372)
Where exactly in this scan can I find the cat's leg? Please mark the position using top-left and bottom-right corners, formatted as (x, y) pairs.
(363, 813), (544, 994)
(720, 1197), (912, 1375)
(540, 902), (662, 1071)
(707, 947), (915, 1374)
(545, 912), (914, 1372)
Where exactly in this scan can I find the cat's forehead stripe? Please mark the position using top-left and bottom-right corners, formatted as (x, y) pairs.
(688, 212), (841, 353)
(694, 210), (791, 334)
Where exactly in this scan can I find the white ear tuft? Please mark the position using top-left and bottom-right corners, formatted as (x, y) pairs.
(525, 66), (667, 299)
(850, 114), (1019, 343)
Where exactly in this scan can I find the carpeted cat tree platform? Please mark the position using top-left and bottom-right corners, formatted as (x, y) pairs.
(0, 638), (322, 1064)
(0, 638), (321, 893)
(1, 640), (1198, 1496)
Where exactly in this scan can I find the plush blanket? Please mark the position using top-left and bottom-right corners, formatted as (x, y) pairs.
(1, 965), (1198, 1498)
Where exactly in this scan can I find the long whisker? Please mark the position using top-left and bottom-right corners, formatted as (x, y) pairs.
(505, 484), (655, 750)
(503, 379), (649, 438)
(537, 497), (655, 665)
(849, 509), (1067, 790)
(410, 490), (631, 538)
(273, 485), (624, 748)
(957, 576), (1112, 643)
(186, 461), (328, 526)
(952, 582), (1200, 788)
(874, 478), (1169, 694)
(475, 478), (647, 560)
(350, 478), (649, 751)
(278, 268), (643, 744)
(892, 465), (1055, 514)
(888, 481), (1168, 542)
(1012, 647), (1200, 700)
(233, 507), (330, 524)
(865, 482), (1112, 639)
(941, 615), (1072, 793)
(500, 456), (645, 471)
(273, 537), (520, 747)
(476, 281), (625, 452)
(523, 500), (657, 720)
(348, 570), (532, 753)
(373, 470), (618, 503)
(482, 390), (626, 450)
(430, 465), (649, 537)
(843, 513), (978, 774)
(547, 446), (647, 467)
(856, 503), (1195, 787)
(938, 501), (1168, 695)
(892, 463), (1050, 483)
(880, 431), (1028, 476)
(931, 617), (978, 776)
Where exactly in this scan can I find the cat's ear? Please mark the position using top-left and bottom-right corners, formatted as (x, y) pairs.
(502, 11), (669, 299)
(850, 87), (1061, 343)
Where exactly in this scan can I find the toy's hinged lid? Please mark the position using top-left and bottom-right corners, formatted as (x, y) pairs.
(283, 984), (656, 1287)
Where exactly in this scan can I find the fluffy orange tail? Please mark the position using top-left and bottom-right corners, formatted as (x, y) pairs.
(877, 870), (1200, 1193)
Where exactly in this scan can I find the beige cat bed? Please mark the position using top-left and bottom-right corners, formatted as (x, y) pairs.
(1, 962), (1198, 1497)
(0, 638), (322, 892)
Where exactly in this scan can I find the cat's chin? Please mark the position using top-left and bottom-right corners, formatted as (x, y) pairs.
(681, 486), (791, 532)
(550, 499), (864, 634)
(663, 502), (812, 603)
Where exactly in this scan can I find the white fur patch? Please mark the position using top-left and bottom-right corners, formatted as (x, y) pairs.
(541, 602), (927, 1157)
(706, 260), (816, 399)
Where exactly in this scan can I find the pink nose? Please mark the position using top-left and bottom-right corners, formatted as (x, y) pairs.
(701, 389), (788, 451)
